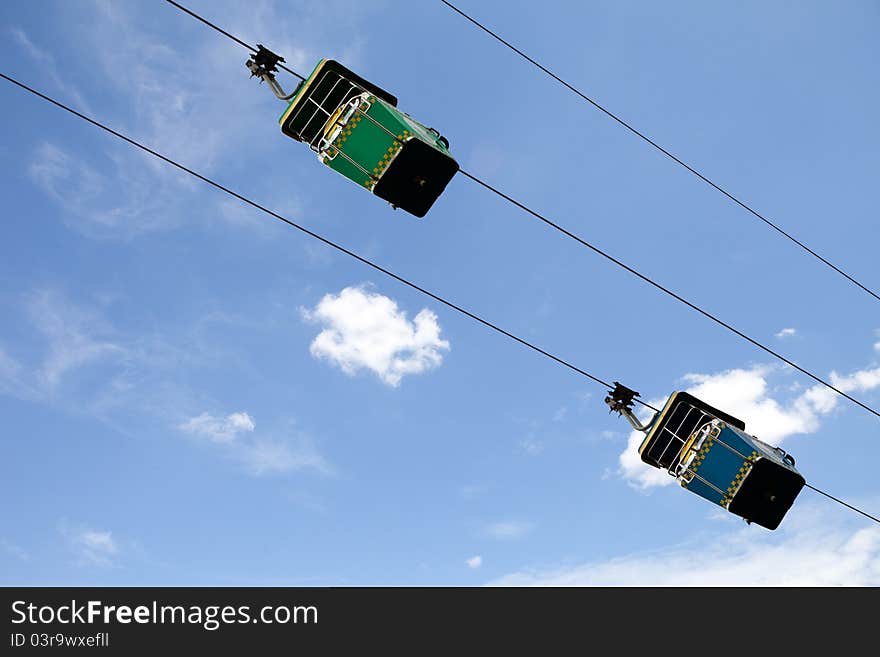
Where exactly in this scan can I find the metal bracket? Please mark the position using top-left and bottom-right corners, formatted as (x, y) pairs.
(605, 381), (639, 414)
(604, 381), (653, 432)
(246, 45), (299, 101)
(251, 45), (284, 75)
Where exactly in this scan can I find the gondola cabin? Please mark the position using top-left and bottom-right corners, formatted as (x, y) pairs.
(277, 59), (458, 217)
(639, 391), (805, 529)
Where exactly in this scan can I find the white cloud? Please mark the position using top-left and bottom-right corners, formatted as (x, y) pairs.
(490, 506), (880, 586)
(483, 521), (534, 541)
(179, 411), (256, 444)
(178, 412), (329, 477)
(681, 366), (824, 442)
(619, 421), (674, 489)
(63, 525), (119, 568)
(619, 361), (880, 489)
(302, 285), (450, 386)
(466, 555), (483, 569)
(832, 367), (880, 394)
(775, 327), (797, 338)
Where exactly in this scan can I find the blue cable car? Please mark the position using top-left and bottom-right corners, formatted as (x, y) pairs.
(606, 384), (805, 529)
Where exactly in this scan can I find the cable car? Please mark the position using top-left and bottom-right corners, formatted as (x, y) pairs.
(606, 383), (805, 529)
(247, 47), (458, 217)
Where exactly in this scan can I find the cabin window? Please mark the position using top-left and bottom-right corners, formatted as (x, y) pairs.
(281, 61), (398, 147)
(644, 400), (715, 470)
(641, 392), (746, 470)
(287, 69), (366, 147)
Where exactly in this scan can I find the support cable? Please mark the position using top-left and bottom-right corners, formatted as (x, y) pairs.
(804, 483), (880, 525)
(439, 0), (880, 303)
(164, 0), (305, 80)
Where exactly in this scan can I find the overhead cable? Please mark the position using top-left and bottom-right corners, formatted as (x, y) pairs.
(440, 0), (880, 303)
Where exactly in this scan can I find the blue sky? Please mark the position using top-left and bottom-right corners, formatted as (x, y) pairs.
(1, 0), (879, 585)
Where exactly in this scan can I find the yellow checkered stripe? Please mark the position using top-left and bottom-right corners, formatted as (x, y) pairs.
(364, 129), (411, 189)
(719, 451), (760, 507)
(323, 111), (366, 164)
(679, 435), (714, 487)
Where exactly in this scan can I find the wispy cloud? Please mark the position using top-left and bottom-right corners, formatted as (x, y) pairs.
(483, 521), (534, 541)
(19, 1), (383, 240)
(238, 437), (330, 476)
(27, 141), (187, 238)
(62, 524), (119, 568)
(178, 412), (330, 477)
(0, 290), (126, 402)
(518, 437), (545, 456)
(28, 290), (126, 389)
(85, 0), (271, 171)
(490, 506), (880, 586)
(179, 411), (256, 444)
(0, 289), (215, 431)
(0, 289), (330, 479)
(302, 285), (450, 387)
(466, 555), (483, 569)
(10, 27), (92, 113)
(21, 2), (298, 237)
(775, 327), (797, 339)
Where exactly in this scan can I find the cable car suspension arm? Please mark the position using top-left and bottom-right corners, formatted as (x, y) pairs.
(246, 45), (299, 101)
(605, 382), (654, 432)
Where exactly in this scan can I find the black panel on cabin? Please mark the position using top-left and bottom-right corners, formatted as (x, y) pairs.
(373, 139), (459, 218)
(728, 459), (805, 530)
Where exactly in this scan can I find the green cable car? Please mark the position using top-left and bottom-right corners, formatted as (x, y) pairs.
(248, 47), (458, 217)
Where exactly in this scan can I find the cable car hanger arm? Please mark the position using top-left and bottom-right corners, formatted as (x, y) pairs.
(246, 45), (300, 101)
(605, 382), (654, 432)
